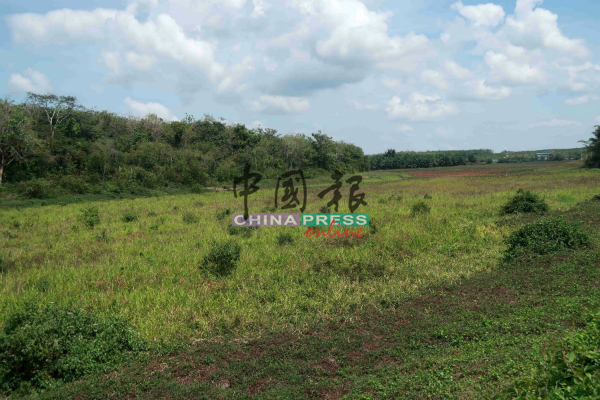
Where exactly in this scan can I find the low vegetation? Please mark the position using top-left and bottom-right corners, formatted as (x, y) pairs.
(501, 188), (549, 215)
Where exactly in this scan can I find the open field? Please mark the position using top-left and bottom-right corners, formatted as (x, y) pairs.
(1, 161), (600, 398)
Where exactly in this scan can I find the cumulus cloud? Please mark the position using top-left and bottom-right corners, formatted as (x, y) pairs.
(124, 97), (179, 121)
(251, 95), (310, 113)
(126, 52), (156, 69)
(386, 93), (459, 121)
(345, 99), (379, 110)
(444, 60), (473, 80)
(529, 119), (581, 127)
(9, 68), (52, 94)
(451, 1), (505, 27)
(505, 0), (587, 56)
(464, 79), (511, 100)
(485, 51), (545, 83)
(420, 70), (449, 90)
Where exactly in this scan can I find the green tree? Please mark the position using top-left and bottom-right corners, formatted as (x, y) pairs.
(581, 126), (600, 168)
(0, 100), (33, 185)
(26, 92), (79, 140)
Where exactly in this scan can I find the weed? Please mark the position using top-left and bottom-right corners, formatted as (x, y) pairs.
(121, 212), (138, 223)
(227, 225), (258, 238)
(276, 232), (294, 245)
(592, 194), (600, 202)
(216, 208), (231, 221)
(11, 221), (21, 229)
(411, 201), (431, 216)
(4, 230), (15, 239)
(501, 189), (549, 215)
(261, 205), (277, 213)
(148, 211), (157, 217)
(201, 241), (242, 277)
(506, 314), (600, 399)
(0, 303), (146, 394)
(96, 229), (110, 242)
(319, 205), (331, 214)
(424, 193), (432, 199)
(504, 216), (591, 260)
(80, 206), (100, 228)
(183, 212), (199, 224)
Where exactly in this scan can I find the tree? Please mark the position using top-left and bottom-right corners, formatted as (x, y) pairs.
(581, 126), (600, 168)
(26, 92), (79, 140)
(0, 100), (33, 184)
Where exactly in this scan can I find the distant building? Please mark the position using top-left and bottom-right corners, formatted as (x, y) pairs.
(536, 152), (551, 160)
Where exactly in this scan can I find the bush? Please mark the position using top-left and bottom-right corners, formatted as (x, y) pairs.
(504, 216), (591, 260)
(276, 232), (294, 245)
(80, 206), (100, 228)
(121, 212), (138, 223)
(17, 179), (53, 199)
(501, 189), (549, 215)
(411, 201), (431, 216)
(227, 225), (258, 238)
(506, 314), (600, 399)
(0, 303), (146, 394)
(183, 212), (199, 224)
(201, 241), (242, 277)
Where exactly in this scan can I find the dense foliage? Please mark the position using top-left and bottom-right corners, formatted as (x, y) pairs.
(582, 125), (600, 168)
(501, 189), (550, 216)
(0, 95), (369, 198)
(504, 216), (591, 259)
(0, 303), (146, 394)
(370, 149), (492, 169)
(508, 314), (600, 399)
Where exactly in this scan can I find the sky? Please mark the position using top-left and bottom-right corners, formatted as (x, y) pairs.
(1, 0), (599, 154)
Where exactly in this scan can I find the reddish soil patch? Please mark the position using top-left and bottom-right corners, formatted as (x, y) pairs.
(405, 168), (511, 178)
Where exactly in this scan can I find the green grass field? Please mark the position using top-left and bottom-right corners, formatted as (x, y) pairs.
(1, 161), (599, 398)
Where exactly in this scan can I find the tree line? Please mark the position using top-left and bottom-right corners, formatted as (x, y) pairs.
(0, 93), (369, 198)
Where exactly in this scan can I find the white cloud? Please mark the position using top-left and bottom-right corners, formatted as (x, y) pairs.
(396, 124), (414, 132)
(558, 62), (600, 92)
(217, 56), (253, 93)
(102, 51), (121, 73)
(444, 60), (472, 80)
(251, 0), (267, 18)
(345, 98), (379, 110)
(420, 70), (449, 90)
(386, 93), (459, 121)
(505, 0), (587, 56)
(124, 97), (179, 121)
(465, 79), (511, 100)
(381, 78), (403, 90)
(485, 51), (545, 83)
(451, 1), (506, 27)
(291, 0), (432, 71)
(251, 95), (310, 113)
(8, 8), (225, 82)
(125, 52), (156, 69)
(435, 126), (451, 137)
(565, 95), (599, 105)
(9, 68), (52, 94)
(529, 119), (581, 127)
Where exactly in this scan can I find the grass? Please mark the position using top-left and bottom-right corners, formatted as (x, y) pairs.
(0, 161), (599, 398)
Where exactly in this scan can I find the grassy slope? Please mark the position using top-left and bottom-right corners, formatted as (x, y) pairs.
(31, 200), (600, 399)
(0, 161), (599, 398)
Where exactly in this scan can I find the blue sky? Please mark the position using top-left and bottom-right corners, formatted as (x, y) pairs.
(1, 0), (599, 154)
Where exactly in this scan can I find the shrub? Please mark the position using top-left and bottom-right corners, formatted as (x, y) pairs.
(227, 225), (258, 238)
(17, 179), (52, 199)
(121, 212), (138, 223)
(501, 189), (549, 215)
(201, 241), (242, 277)
(183, 212), (199, 224)
(411, 201), (431, 216)
(0, 303), (146, 394)
(80, 206), (100, 228)
(504, 216), (591, 260)
(216, 208), (231, 221)
(276, 232), (294, 245)
(506, 314), (600, 399)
